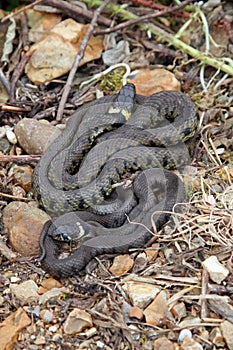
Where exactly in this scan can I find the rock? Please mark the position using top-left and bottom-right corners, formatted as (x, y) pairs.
(39, 287), (67, 305)
(0, 138), (11, 154)
(202, 256), (229, 284)
(171, 302), (187, 321)
(178, 329), (192, 342)
(209, 327), (225, 347)
(63, 308), (93, 335)
(14, 118), (61, 154)
(48, 325), (58, 333)
(38, 277), (62, 294)
(40, 309), (53, 323)
(128, 306), (144, 320)
(208, 297), (233, 322)
(109, 254), (134, 276)
(145, 243), (160, 261)
(153, 336), (174, 350)
(132, 252), (148, 273)
(11, 165), (33, 192)
(3, 201), (50, 256)
(129, 69), (180, 96)
(34, 336), (46, 345)
(10, 280), (39, 304)
(221, 320), (233, 350)
(122, 280), (160, 309)
(5, 126), (17, 144)
(180, 336), (203, 350)
(144, 290), (172, 326)
(0, 307), (31, 350)
(0, 295), (4, 306)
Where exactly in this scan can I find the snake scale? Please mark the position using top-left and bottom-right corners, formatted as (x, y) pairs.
(33, 83), (198, 278)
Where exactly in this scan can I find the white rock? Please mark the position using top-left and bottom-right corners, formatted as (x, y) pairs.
(202, 256), (229, 284)
(49, 325), (58, 333)
(63, 308), (93, 335)
(10, 276), (21, 283)
(39, 287), (67, 304)
(178, 329), (192, 342)
(221, 320), (233, 350)
(0, 126), (6, 139)
(181, 336), (203, 349)
(10, 280), (39, 304)
(5, 125), (17, 144)
(122, 281), (160, 309)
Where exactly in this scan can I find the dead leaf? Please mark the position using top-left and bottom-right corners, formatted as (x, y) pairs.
(27, 9), (62, 43)
(25, 19), (103, 84)
(0, 307), (31, 350)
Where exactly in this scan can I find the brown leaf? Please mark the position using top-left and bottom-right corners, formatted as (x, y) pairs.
(25, 19), (103, 84)
(0, 307), (31, 350)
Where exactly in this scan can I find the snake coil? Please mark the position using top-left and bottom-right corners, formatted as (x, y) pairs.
(33, 83), (198, 278)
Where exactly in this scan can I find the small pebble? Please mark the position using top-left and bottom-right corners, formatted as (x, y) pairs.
(32, 305), (41, 317)
(0, 138), (11, 154)
(178, 329), (192, 342)
(96, 341), (105, 348)
(52, 333), (62, 342)
(0, 295), (4, 306)
(5, 125), (17, 144)
(0, 126), (6, 139)
(41, 309), (53, 323)
(28, 345), (39, 350)
(10, 276), (21, 283)
(48, 325), (58, 333)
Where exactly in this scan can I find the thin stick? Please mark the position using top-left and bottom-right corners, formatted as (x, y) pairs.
(86, 0), (233, 77)
(0, 239), (17, 261)
(56, 0), (111, 121)
(42, 0), (111, 27)
(96, 0), (195, 35)
(0, 192), (30, 201)
(0, 154), (40, 163)
(10, 51), (33, 102)
(1, 0), (44, 23)
(201, 269), (209, 319)
(0, 67), (10, 94)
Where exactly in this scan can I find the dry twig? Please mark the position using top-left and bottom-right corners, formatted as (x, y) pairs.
(42, 0), (111, 26)
(96, 0), (195, 35)
(1, 0), (44, 23)
(10, 51), (34, 102)
(56, 0), (111, 121)
(0, 239), (17, 261)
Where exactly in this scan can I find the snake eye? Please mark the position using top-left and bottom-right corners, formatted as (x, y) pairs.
(51, 226), (71, 241)
(61, 233), (69, 240)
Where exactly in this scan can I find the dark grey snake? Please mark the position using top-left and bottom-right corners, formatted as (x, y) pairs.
(33, 83), (198, 278)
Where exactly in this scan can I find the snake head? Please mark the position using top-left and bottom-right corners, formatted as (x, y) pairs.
(50, 222), (85, 242)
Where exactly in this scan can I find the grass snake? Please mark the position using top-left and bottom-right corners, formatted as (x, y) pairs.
(33, 83), (198, 278)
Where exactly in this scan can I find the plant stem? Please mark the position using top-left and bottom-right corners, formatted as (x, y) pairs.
(83, 0), (233, 77)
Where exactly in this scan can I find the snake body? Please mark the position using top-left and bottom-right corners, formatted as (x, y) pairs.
(33, 83), (198, 278)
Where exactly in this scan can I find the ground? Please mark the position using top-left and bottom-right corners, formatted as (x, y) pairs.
(0, 1), (232, 349)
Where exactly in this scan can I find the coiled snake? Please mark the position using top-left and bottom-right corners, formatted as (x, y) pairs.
(33, 83), (198, 278)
